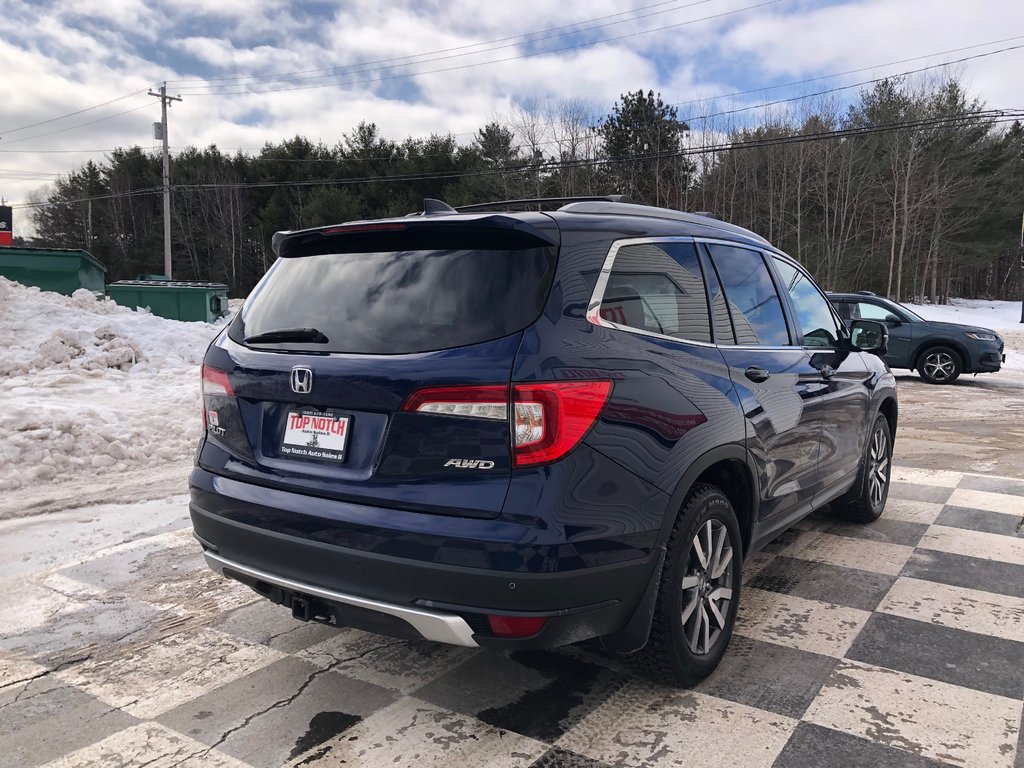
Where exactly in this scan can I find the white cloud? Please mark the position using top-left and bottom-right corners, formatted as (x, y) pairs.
(0, 0), (1020, 219)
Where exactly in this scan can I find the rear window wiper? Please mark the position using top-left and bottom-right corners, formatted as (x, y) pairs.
(243, 327), (329, 344)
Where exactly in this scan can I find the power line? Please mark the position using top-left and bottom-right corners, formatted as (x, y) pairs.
(167, 0), (704, 88)
(0, 87), (154, 136)
(0, 102), (154, 146)
(176, 0), (784, 96)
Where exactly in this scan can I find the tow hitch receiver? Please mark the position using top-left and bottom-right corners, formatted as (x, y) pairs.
(290, 594), (332, 624)
(292, 595), (312, 621)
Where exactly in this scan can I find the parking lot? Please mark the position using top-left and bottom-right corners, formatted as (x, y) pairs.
(1, 376), (1022, 768)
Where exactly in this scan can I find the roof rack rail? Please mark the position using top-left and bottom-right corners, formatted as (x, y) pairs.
(456, 195), (633, 212)
(855, 290), (877, 296)
(558, 200), (771, 245)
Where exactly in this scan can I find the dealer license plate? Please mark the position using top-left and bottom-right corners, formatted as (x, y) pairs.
(281, 410), (350, 462)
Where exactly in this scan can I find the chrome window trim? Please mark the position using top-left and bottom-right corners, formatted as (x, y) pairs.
(587, 236), (802, 351)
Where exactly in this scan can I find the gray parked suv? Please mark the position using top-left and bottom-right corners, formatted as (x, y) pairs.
(828, 292), (1005, 384)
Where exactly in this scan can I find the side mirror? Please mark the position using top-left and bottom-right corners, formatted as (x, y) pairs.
(884, 313), (902, 326)
(850, 319), (888, 356)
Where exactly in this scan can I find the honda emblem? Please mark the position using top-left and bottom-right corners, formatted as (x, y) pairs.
(290, 367), (313, 394)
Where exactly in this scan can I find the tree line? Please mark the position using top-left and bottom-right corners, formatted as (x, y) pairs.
(22, 75), (1024, 301)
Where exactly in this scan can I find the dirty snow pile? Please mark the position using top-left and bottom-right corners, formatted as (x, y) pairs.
(0, 277), (226, 494)
(904, 298), (1024, 372)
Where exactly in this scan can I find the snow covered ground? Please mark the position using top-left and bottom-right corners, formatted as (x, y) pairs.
(0, 278), (226, 518)
(904, 298), (1024, 372)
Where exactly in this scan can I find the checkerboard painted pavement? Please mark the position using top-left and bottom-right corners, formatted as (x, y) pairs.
(1, 466), (1021, 767)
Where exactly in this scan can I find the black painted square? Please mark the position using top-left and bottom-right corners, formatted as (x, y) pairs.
(772, 722), (948, 767)
(696, 635), (838, 718)
(900, 549), (1024, 599)
(935, 505), (1023, 538)
(889, 482), (954, 505)
(958, 473), (1024, 498)
(156, 656), (395, 768)
(748, 555), (896, 612)
(0, 676), (137, 768)
(416, 649), (628, 743)
(845, 613), (1024, 699)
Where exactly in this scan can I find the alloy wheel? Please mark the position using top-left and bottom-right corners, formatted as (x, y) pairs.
(922, 351), (956, 381)
(680, 519), (735, 655)
(868, 425), (889, 508)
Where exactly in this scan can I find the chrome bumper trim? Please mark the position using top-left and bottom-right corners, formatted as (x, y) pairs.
(203, 551), (479, 648)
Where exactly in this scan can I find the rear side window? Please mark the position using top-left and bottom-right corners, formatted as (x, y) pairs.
(232, 247), (556, 354)
(599, 241), (712, 343)
(705, 244), (790, 346)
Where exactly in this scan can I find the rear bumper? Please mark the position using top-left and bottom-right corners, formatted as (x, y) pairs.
(189, 475), (660, 648)
(203, 549), (479, 646)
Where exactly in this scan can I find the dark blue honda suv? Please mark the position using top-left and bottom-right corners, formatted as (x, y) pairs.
(191, 197), (898, 684)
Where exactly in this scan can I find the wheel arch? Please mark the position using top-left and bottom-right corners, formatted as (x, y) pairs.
(912, 338), (968, 372)
(660, 444), (758, 558)
(876, 395), (898, 446)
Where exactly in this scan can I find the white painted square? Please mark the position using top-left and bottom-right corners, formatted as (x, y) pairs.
(0, 655), (49, 691)
(40, 722), (250, 768)
(804, 659), (1022, 767)
(946, 488), (1023, 516)
(56, 628), (285, 719)
(920, 525), (1024, 566)
(883, 499), (944, 525)
(878, 577), (1024, 643)
(735, 588), (871, 657)
(781, 531), (914, 576)
(283, 697), (547, 767)
(558, 680), (797, 767)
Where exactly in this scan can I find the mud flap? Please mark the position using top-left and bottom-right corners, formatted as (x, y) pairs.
(597, 544), (667, 653)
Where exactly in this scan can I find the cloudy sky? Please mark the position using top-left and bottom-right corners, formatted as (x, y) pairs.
(1, 0), (1022, 214)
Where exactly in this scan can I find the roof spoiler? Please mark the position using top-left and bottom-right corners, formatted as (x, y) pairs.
(271, 212), (558, 258)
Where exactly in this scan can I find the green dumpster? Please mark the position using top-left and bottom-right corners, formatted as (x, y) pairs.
(107, 280), (230, 323)
(0, 247), (106, 295)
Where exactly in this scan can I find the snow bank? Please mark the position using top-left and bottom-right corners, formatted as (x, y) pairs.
(0, 277), (226, 495)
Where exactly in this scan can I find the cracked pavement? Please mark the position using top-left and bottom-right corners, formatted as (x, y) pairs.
(1, 467), (1022, 765)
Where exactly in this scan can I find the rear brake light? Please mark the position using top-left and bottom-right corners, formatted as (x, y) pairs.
(321, 222), (407, 235)
(202, 365), (234, 397)
(402, 380), (612, 467)
(201, 365), (233, 429)
(487, 615), (547, 638)
(512, 381), (612, 467)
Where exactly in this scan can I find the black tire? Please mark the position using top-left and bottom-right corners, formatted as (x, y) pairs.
(917, 345), (962, 384)
(633, 484), (742, 686)
(838, 413), (892, 523)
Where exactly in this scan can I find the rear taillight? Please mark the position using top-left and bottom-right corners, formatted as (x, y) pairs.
(199, 365), (252, 459)
(402, 380), (612, 467)
(201, 365), (234, 428)
(511, 381), (612, 466)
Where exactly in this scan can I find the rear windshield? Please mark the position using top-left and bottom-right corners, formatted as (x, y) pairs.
(231, 247), (557, 354)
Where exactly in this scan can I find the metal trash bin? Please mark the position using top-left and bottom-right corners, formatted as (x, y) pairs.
(107, 280), (230, 322)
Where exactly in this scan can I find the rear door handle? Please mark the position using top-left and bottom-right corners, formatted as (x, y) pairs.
(744, 366), (771, 383)
(819, 364), (837, 380)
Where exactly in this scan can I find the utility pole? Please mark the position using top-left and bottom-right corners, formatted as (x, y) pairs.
(148, 83), (181, 279)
